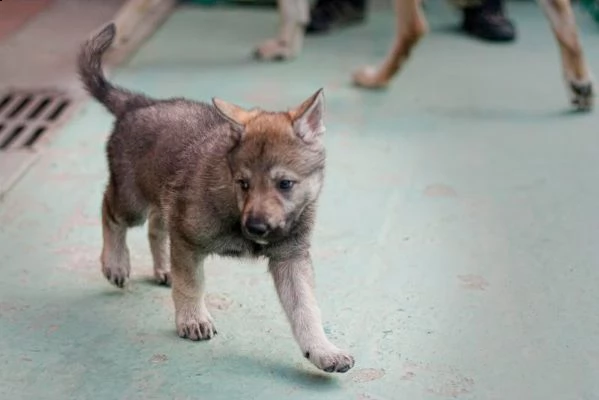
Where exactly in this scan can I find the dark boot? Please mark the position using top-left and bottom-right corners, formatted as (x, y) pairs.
(306, 0), (367, 34)
(462, 0), (516, 42)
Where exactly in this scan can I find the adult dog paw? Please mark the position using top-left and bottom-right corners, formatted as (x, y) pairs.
(253, 38), (295, 61)
(352, 65), (391, 89)
(568, 79), (594, 111)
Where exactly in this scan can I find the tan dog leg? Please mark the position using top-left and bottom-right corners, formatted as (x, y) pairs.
(148, 207), (171, 286)
(254, 0), (309, 61)
(170, 234), (216, 341)
(537, 0), (594, 110)
(353, 0), (428, 88)
(269, 255), (355, 373)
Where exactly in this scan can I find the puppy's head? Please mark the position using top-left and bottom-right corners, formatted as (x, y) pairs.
(213, 89), (326, 244)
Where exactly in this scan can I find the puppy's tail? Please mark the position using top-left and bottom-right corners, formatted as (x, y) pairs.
(78, 23), (153, 116)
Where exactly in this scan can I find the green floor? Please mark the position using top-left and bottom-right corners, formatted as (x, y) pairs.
(2, 3), (599, 399)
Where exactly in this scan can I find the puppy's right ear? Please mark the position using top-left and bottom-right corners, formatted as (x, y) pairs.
(289, 88), (325, 143)
(212, 98), (257, 135)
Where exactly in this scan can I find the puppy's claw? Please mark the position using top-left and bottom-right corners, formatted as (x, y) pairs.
(337, 364), (352, 373)
(176, 311), (217, 341)
(154, 270), (172, 287)
(305, 346), (355, 373)
(102, 265), (129, 289)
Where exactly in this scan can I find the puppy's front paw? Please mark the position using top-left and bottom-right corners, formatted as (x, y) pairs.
(176, 308), (217, 341)
(101, 250), (130, 289)
(253, 39), (295, 61)
(305, 346), (355, 373)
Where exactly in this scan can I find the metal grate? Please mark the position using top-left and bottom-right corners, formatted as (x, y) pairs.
(0, 89), (73, 151)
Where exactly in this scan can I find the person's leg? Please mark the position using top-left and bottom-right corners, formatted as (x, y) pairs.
(460, 0), (516, 42)
(306, 0), (367, 34)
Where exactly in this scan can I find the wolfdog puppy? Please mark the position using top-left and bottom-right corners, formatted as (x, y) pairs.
(77, 23), (354, 373)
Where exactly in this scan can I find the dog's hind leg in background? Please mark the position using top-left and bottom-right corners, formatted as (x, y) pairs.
(352, 0), (428, 89)
(254, 0), (309, 61)
(537, 0), (594, 110)
(352, 0), (593, 111)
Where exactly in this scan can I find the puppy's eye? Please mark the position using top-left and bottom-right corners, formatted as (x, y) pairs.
(237, 179), (250, 191)
(278, 180), (295, 190)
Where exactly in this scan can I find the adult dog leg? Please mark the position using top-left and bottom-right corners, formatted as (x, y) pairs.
(269, 255), (355, 373)
(254, 0), (309, 61)
(353, 0), (428, 89)
(537, 0), (594, 110)
(170, 234), (216, 341)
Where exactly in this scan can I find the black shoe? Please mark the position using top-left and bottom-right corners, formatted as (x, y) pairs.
(462, 8), (516, 42)
(306, 0), (366, 34)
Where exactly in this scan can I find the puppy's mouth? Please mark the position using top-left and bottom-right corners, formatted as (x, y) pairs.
(242, 231), (270, 245)
(240, 227), (270, 245)
(251, 237), (269, 245)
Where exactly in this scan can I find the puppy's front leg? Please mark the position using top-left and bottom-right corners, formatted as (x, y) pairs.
(269, 254), (354, 373)
(254, 0), (309, 61)
(170, 234), (216, 340)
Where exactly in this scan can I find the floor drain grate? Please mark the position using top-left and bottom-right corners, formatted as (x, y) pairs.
(0, 89), (74, 151)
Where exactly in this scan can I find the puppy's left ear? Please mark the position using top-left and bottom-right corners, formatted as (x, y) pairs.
(212, 98), (257, 135)
(289, 88), (325, 143)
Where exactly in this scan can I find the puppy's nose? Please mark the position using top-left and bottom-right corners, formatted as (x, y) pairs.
(245, 217), (269, 236)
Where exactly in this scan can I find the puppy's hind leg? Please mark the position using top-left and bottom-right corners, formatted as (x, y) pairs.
(353, 0), (428, 89)
(254, 0), (309, 61)
(100, 179), (147, 289)
(537, 0), (594, 111)
(148, 207), (171, 286)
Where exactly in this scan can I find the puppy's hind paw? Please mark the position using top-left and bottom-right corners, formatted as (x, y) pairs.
(154, 269), (171, 287)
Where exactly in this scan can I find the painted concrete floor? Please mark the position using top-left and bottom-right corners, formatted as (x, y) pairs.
(1, 2), (599, 399)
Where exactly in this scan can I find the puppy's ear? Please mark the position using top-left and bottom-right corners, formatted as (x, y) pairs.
(212, 98), (256, 133)
(289, 88), (325, 143)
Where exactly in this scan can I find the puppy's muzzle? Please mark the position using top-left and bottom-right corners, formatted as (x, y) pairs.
(244, 216), (271, 242)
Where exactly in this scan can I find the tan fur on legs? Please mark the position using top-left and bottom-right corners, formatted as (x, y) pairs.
(148, 207), (171, 286)
(254, 0), (309, 61)
(170, 234), (216, 341)
(537, 0), (594, 110)
(351, 0), (593, 110)
(353, 0), (428, 89)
